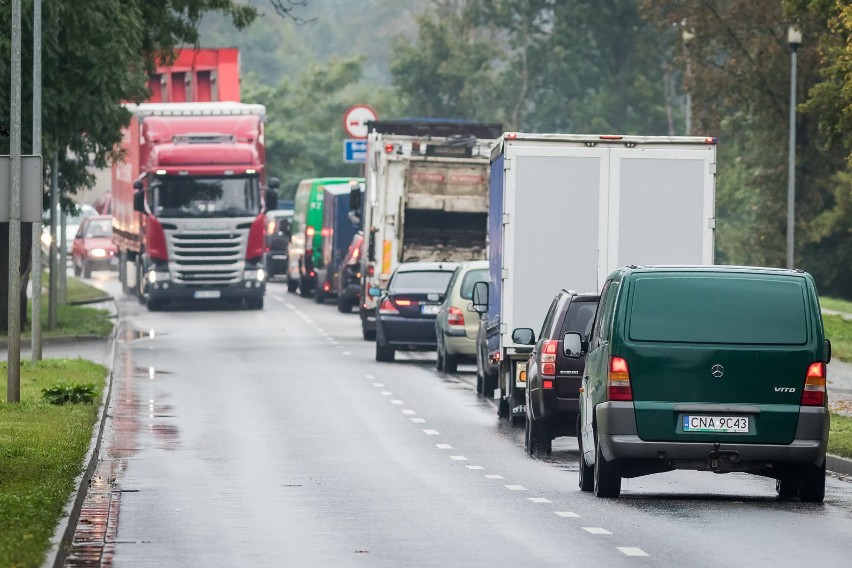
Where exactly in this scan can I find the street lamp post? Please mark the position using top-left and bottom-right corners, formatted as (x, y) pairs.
(787, 26), (802, 269)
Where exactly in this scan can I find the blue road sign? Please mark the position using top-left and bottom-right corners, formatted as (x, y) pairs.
(344, 139), (368, 163)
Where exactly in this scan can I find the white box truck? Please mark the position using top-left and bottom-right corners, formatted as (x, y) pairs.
(473, 133), (717, 423)
(358, 120), (502, 340)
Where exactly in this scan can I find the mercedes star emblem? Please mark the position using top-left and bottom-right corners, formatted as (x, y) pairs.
(711, 364), (725, 379)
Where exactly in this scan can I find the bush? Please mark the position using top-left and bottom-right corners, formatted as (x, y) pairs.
(41, 380), (98, 405)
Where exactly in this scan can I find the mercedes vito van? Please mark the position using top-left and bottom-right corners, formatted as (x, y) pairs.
(576, 266), (831, 501)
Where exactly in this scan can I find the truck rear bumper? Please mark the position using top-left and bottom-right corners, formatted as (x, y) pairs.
(597, 402), (828, 469)
(148, 279), (265, 301)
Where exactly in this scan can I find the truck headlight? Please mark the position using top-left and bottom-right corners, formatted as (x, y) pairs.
(244, 268), (266, 282)
(147, 270), (170, 284)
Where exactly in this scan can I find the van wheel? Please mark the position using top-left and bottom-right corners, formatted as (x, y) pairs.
(578, 421), (594, 492)
(593, 435), (621, 498)
(776, 477), (797, 499)
(798, 462), (826, 503)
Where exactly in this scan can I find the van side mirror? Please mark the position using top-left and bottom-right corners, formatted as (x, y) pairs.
(472, 281), (489, 313)
(133, 189), (145, 213)
(825, 339), (832, 364)
(563, 332), (584, 357)
(512, 328), (535, 345)
(368, 286), (382, 298)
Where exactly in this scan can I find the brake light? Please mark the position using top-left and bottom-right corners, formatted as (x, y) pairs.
(146, 216), (168, 261)
(306, 226), (315, 237)
(384, 143), (395, 153)
(541, 340), (557, 376)
(266, 221), (275, 234)
(395, 299), (413, 307)
(801, 362), (826, 406)
(543, 380), (554, 389)
(323, 282), (330, 292)
(379, 299), (399, 315)
(321, 228), (332, 237)
(448, 306), (464, 326)
(246, 214), (265, 260)
(608, 356), (633, 401)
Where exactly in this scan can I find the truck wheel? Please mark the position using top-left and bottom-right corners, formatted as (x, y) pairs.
(798, 462), (826, 503)
(246, 297), (264, 310)
(146, 297), (163, 312)
(375, 342), (395, 362)
(577, 420), (594, 492)
(593, 435), (621, 498)
(287, 277), (298, 293)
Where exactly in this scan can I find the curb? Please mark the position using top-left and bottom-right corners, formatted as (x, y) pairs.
(42, 303), (119, 568)
(827, 454), (852, 477)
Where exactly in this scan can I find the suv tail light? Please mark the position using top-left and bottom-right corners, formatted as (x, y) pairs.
(541, 340), (557, 376)
(447, 306), (464, 326)
(801, 362), (826, 406)
(608, 356), (633, 401)
(146, 216), (168, 261)
(246, 214), (265, 260)
(379, 299), (399, 315)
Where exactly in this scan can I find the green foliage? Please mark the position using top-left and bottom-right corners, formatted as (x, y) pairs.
(41, 380), (98, 405)
(829, 413), (852, 459)
(0, 359), (105, 567)
(823, 314), (852, 362)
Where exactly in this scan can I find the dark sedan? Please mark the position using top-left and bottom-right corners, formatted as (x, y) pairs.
(372, 262), (458, 362)
(514, 291), (598, 458)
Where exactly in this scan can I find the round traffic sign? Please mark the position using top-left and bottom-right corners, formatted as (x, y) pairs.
(343, 105), (378, 139)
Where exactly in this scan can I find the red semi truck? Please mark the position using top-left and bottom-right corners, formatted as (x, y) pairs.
(112, 101), (272, 310)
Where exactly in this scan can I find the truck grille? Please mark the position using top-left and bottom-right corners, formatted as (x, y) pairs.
(167, 229), (247, 285)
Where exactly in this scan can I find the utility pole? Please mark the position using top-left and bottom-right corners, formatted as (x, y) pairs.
(787, 26), (802, 270)
(7, 0), (23, 403)
(48, 153), (58, 329)
(31, 0), (43, 361)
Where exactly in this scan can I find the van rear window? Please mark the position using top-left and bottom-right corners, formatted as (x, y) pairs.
(628, 276), (808, 345)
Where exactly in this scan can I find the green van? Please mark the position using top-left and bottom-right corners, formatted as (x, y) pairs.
(576, 266), (831, 501)
(286, 177), (361, 296)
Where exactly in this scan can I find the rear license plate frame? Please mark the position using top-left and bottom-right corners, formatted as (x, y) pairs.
(193, 290), (221, 299)
(421, 304), (440, 315)
(683, 415), (749, 433)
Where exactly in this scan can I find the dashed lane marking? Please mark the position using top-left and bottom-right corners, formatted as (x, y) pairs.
(401, 409), (416, 415)
(412, 418), (426, 423)
(364, 374), (375, 379)
(617, 547), (649, 557)
(582, 527), (612, 535)
(436, 444), (452, 449)
(423, 429), (440, 436)
(391, 400), (405, 405)
(555, 512), (581, 518)
(449, 456), (468, 461)
(484, 475), (504, 479)
(466, 465), (484, 470)
(380, 391), (393, 396)
(504, 485), (527, 491)
(342, 351), (351, 355)
(528, 497), (552, 503)
(373, 383), (385, 387)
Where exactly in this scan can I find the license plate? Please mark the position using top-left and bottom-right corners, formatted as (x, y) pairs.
(515, 362), (527, 387)
(272, 255), (287, 259)
(683, 415), (749, 433)
(193, 290), (221, 299)
(421, 304), (440, 315)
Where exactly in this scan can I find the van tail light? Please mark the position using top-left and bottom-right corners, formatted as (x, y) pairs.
(801, 362), (826, 406)
(608, 356), (633, 401)
(447, 306), (465, 326)
(246, 214), (265, 261)
(541, 340), (558, 376)
(146, 216), (168, 261)
(379, 299), (399, 315)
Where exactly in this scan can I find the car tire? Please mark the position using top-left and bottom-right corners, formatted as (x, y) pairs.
(476, 370), (484, 395)
(314, 290), (324, 304)
(593, 435), (621, 498)
(436, 343), (445, 372)
(73, 259), (82, 276)
(338, 298), (352, 314)
(299, 281), (312, 298)
(375, 341), (395, 362)
(287, 277), (298, 293)
(444, 352), (459, 374)
(526, 415), (549, 459)
(776, 477), (798, 500)
(497, 395), (509, 419)
(362, 327), (376, 341)
(798, 462), (826, 503)
(82, 260), (91, 278)
(578, 419), (594, 492)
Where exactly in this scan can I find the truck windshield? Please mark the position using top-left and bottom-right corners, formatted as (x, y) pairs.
(150, 176), (261, 218)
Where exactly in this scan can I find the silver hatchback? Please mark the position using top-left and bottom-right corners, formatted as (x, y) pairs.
(435, 260), (489, 373)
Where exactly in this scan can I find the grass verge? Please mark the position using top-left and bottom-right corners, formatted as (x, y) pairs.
(822, 296), (852, 314)
(0, 359), (107, 568)
(830, 413), (852, 460)
(39, 271), (111, 304)
(824, 314), (851, 362)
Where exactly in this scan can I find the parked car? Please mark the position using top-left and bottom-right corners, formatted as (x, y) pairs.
(71, 215), (118, 277)
(577, 266), (831, 501)
(264, 209), (293, 280)
(373, 262), (458, 362)
(513, 291), (598, 458)
(337, 232), (364, 314)
(435, 260), (489, 373)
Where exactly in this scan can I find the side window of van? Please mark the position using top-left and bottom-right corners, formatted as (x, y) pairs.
(598, 281), (619, 343)
(590, 282), (610, 344)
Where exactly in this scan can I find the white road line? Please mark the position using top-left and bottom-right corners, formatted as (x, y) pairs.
(449, 456), (468, 461)
(582, 527), (612, 535)
(391, 400), (405, 405)
(412, 418), (426, 423)
(380, 391), (393, 396)
(326, 338), (335, 342)
(484, 474), (504, 479)
(373, 383), (385, 387)
(555, 512), (581, 518)
(364, 374), (375, 379)
(504, 485), (527, 491)
(401, 409), (416, 415)
(423, 429), (440, 436)
(528, 497), (552, 503)
(342, 351), (351, 355)
(436, 444), (452, 449)
(617, 547), (649, 557)
(270, 293), (286, 301)
(466, 465), (484, 470)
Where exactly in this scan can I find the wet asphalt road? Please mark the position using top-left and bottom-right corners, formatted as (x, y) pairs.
(68, 276), (852, 567)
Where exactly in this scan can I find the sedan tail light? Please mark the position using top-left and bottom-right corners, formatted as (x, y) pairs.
(447, 306), (464, 326)
(379, 299), (399, 315)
